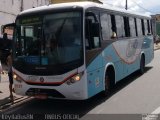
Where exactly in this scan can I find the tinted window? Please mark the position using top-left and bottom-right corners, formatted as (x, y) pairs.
(100, 13), (111, 40)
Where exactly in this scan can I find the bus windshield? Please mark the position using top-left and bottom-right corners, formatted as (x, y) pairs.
(14, 11), (83, 67)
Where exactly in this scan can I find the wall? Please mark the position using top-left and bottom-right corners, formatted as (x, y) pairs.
(0, 0), (20, 29)
(22, 0), (49, 11)
(0, 0), (49, 36)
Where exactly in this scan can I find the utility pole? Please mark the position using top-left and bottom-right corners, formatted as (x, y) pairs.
(125, 0), (128, 10)
(20, 0), (24, 11)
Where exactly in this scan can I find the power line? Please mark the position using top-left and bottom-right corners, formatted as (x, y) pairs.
(130, 0), (155, 13)
(0, 11), (16, 16)
(101, 0), (156, 14)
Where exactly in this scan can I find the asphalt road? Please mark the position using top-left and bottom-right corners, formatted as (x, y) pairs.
(2, 50), (160, 119)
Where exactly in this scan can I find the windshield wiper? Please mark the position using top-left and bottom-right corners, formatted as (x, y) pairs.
(55, 16), (68, 41)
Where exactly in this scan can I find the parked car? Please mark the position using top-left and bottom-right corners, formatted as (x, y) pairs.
(0, 60), (2, 82)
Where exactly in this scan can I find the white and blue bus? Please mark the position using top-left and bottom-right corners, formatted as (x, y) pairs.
(12, 1), (154, 100)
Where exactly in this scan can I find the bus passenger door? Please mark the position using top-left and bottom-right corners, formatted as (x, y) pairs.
(85, 11), (104, 98)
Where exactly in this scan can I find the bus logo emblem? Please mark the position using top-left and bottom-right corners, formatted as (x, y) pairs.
(40, 77), (44, 82)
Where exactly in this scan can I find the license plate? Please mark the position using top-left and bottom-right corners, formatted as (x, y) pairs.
(34, 94), (48, 99)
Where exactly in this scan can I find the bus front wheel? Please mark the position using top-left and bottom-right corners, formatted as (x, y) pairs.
(103, 67), (115, 96)
(103, 73), (110, 96)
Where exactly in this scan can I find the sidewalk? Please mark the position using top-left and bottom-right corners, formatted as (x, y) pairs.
(0, 65), (27, 111)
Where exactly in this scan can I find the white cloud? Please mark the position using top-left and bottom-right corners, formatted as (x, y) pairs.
(129, 6), (139, 11)
(100, 0), (160, 14)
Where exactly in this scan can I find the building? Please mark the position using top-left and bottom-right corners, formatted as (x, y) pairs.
(0, 0), (49, 36)
(153, 14), (160, 21)
(151, 14), (160, 40)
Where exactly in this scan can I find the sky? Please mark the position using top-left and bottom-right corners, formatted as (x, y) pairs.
(100, 0), (160, 15)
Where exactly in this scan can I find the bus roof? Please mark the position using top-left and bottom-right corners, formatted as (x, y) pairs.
(19, 1), (150, 18)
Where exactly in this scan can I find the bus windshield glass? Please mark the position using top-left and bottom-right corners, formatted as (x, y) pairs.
(14, 11), (83, 66)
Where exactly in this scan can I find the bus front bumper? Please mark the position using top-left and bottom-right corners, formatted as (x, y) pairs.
(13, 75), (88, 100)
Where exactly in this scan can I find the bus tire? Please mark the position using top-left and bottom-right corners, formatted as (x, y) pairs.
(139, 55), (145, 74)
(103, 67), (115, 96)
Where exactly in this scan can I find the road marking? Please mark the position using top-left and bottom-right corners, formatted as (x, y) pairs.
(152, 106), (160, 114)
(0, 97), (32, 113)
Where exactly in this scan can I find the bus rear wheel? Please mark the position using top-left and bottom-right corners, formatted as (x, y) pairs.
(139, 55), (145, 74)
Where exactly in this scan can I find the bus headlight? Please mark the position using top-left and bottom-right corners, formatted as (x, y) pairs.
(65, 72), (84, 85)
(13, 73), (22, 83)
(13, 74), (17, 79)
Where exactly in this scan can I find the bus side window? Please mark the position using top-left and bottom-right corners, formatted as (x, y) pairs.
(85, 13), (101, 50)
(137, 18), (142, 36)
(123, 16), (130, 37)
(85, 19), (92, 49)
(147, 19), (151, 34)
(134, 18), (138, 36)
(141, 19), (145, 36)
(116, 15), (125, 38)
(150, 20), (153, 34)
(144, 19), (148, 35)
(110, 14), (117, 39)
(129, 17), (136, 37)
(100, 13), (111, 40)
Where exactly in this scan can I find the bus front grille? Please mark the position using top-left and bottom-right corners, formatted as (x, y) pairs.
(26, 88), (65, 98)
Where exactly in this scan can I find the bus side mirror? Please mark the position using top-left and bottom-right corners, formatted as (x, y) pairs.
(91, 22), (100, 37)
